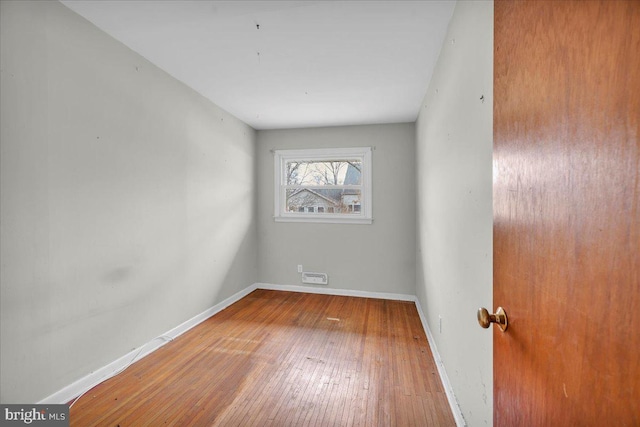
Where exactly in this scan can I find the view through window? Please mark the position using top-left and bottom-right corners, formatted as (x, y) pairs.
(274, 148), (372, 224)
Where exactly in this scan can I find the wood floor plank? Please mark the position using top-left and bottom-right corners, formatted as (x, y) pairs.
(69, 290), (455, 426)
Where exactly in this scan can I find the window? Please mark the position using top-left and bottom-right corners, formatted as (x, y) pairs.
(274, 147), (372, 224)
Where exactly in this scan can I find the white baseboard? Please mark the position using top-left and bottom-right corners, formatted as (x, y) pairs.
(40, 281), (465, 427)
(38, 284), (258, 405)
(413, 298), (466, 427)
(255, 282), (415, 301)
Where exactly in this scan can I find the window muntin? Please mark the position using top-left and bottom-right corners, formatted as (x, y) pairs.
(274, 147), (372, 224)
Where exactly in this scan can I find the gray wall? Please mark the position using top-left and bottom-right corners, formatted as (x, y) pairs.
(0, 0), (257, 403)
(415, 1), (494, 426)
(257, 124), (416, 295)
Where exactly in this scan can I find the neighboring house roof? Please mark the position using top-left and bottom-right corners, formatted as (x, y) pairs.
(288, 188), (340, 206)
(343, 163), (361, 185)
(342, 163), (361, 195)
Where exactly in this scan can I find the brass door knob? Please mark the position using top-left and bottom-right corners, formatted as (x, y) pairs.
(477, 307), (508, 332)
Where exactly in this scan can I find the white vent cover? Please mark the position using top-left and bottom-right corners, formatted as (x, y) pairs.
(302, 272), (328, 285)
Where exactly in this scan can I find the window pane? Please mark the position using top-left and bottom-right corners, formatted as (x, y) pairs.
(285, 160), (361, 186)
(286, 188), (362, 214)
(275, 147), (371, 224)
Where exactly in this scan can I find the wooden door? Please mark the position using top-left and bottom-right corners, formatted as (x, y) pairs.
(493, 1), (639, 425)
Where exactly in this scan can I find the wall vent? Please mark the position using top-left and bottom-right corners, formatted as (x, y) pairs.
(301, 272), (328, 285)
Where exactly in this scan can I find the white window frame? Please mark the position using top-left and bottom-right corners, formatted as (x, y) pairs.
(274, 147), (372, 224)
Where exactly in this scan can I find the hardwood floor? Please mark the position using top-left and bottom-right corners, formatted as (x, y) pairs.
(70, 290), (455, 426)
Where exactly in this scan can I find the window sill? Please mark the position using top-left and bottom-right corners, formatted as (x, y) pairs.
(274, 216), (373, 225)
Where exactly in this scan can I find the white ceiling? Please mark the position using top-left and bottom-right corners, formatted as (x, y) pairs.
(60, 1), (455, 130)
